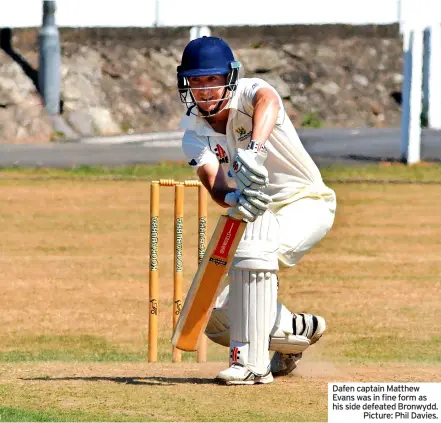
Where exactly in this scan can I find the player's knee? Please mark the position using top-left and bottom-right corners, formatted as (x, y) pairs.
(232, 210), (280, 271)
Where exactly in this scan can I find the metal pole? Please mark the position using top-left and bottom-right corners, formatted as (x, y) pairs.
(39, 0), (60, 115)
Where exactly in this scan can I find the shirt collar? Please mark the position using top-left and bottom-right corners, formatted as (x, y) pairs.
(179, 112), (215, 136)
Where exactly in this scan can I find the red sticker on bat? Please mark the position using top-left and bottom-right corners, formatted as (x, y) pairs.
(214, 218), (242, 259)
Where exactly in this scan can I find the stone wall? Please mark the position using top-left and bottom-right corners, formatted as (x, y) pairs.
(0, 25), (404, 143)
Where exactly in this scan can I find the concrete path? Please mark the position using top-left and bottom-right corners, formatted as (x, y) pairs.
(0, 128), (439, 168)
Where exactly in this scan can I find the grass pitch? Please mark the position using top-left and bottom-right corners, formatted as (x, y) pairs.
(0, 162), (439, 421)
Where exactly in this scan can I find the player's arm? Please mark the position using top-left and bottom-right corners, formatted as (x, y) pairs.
(251, 87), (280, 144)
(231, 86), (280, 190)
(197, 161), (236, 208)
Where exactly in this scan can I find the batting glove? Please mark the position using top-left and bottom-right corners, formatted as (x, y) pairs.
(225, 188), (272, 223)
(231, 141), (269, 191)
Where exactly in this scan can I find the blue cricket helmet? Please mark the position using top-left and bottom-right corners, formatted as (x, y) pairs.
(177, 36), (239, 77)
(177, 36), (241, 116)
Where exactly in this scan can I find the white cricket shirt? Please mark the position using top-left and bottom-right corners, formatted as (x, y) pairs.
(180, 77), (333, 204)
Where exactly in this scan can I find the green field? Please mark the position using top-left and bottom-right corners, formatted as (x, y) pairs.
(0, 163), (440, 422)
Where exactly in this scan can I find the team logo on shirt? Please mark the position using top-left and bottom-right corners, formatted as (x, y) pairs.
(214, 144), (229, 165)
(235, 126), (252, 142)
(235, 126), (246, 137)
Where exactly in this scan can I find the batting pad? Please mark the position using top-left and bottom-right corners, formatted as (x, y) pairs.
(232, 210), (280, 271)
(205, 302), (311, 354)
(205, 307), (231, 348)
(229, 269), (278, 375)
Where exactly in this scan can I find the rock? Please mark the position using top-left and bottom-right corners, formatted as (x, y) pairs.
(237, 48), (287, 73)
(0, 60), (35, 104)
(353, 74), (369, 87)
(0, 51), (52, 143)
(67, 110), (94, 136)
(62, 46), (105, 111)
(149, 49), (178, 70)
(102, 62), (123, 79)
(148, 49), (178, 88)
(392, 73), (403, 84)
(0, 100), (53, 144)
(316, 46), (336, 59)
(89, 107), (120, 134)
(315, 81), (341, 96)
(49, 115), (78, 140)
(261, 75), (291, 98)
(281, 70), (316, 89)
(282, 43), (309, 59)
(0, 108), (17, 140)
(290, 95), (308, 103)
(371, 102), (382, 116)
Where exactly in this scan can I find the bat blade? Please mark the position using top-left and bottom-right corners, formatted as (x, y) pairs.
(171, 215), (246, 352)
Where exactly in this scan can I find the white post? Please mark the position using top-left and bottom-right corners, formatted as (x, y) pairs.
(423, 23), (441, 129)
(154, 0), (160, 27)
(400, 27), (424, 164)
(190, 26), (211, 41)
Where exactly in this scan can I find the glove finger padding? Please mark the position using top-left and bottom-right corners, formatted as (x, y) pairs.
(228, 204), (258, 222)
(234, 164), (268, 188)
(232, 148), (269, 190)
(245, 196), (269, 212)
(242, 188), (272, 205)
(235, 148), (269, 178)
(238, 195), (264, 216)
(228, 193), (265, 222)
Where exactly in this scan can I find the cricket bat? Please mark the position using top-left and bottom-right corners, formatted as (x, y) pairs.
(171, 215), (246, 352)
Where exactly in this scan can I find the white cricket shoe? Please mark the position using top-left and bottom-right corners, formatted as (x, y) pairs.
(215, 363), (274, 385)
(271, 313), (326, 377)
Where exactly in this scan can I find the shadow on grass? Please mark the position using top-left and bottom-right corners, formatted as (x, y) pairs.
(342, 154), (403, 163)
(342, 154), (441, 164)
(22, 375), (216, 386)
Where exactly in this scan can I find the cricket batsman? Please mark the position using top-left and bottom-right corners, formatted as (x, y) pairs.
(177, 36), (337, 385)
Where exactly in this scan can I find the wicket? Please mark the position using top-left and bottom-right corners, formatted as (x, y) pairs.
(148, 179), (208, 363)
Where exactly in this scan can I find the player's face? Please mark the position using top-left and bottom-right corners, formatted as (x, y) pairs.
(188, 75), (228, 113)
